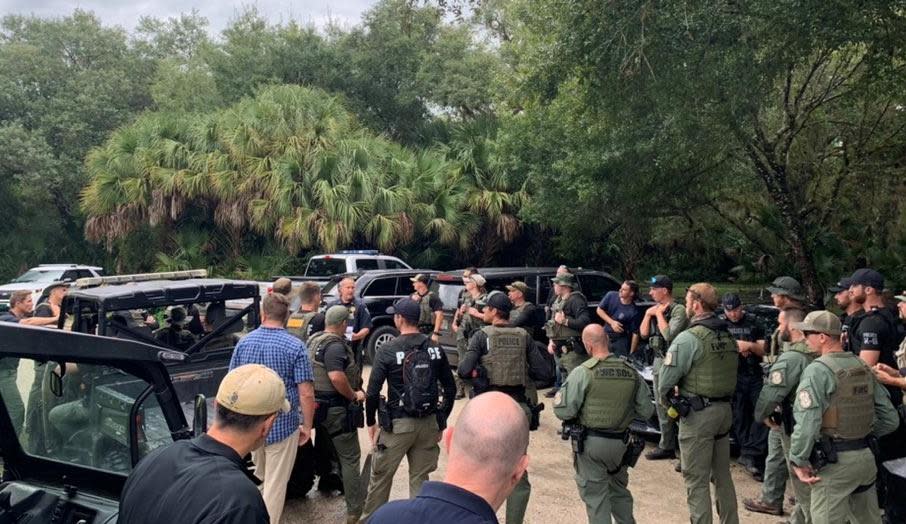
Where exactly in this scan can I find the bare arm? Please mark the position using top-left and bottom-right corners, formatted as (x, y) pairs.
(327, 371), (359, 402)
(298, 382), (315, 445)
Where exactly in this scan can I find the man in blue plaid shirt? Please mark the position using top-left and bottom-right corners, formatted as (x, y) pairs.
(230, 292), (315, 524)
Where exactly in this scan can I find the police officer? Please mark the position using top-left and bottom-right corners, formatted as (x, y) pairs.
(639, 275), (688, 461)
(457, 291), (552, 524)
(453, 272), (487, 399)
(554, 324), (653, 523)
(848, 268), (902, 404)
(507, 280), (541, 338)
(360, 298), (456, 522)
(753, 308), (816, 524)
(744, 275), (807, 517)
(719, 293), (768, 480)
(331, 277), (372, 367)
(308, 306), (366, 524)
(545, 273), (591, 377)
(657, 283), (739, 524)
(829, 276), (862, 351)
(287, 282), (324, 343)
(788, 311), (899, 522)
(410, 274), (443, 343)
(872, 290), (906, 396)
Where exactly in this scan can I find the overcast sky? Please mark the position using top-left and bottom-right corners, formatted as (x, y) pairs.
(0, 0), (380, 34)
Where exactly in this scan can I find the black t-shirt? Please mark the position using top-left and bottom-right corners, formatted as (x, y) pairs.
(34, 303), (54, 318)
(722, 313), (765, 377)
(318, 338), (349, 373)
(414, 292), (443, 312)
(854, 307), (903, 403)
(364, 333), (455, 426)
(0, 313), (20, 323)
(841, 311), (865, 354)
(307, 312), (326, 338)
(119, 434), (267, 524)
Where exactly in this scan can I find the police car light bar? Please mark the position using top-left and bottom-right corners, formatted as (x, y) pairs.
(75, 269), (208, 288)
(337, 250), (380, 255)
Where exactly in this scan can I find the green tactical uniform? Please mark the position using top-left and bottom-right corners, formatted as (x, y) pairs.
(554, 355), (654, 523)
(545, 291), (590, 375)
(758, 326), (791, 510)
(413, 291), (439, 335)
(753, 340), (817, 524)
(308, 331), (364, 519)
(456, 292), (486, 396)
(789, 352), (899, 523)
(658, 315), (739, 524)
(0, 357), (24, 434)
(287, 310), (319, 343)
(510, 303), (540, 405)
(648, 302), (688, 454)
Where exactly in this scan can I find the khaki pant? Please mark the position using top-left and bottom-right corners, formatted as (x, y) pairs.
(678, 402), (739, 524)
(360, 416), (440, 522)
(253, 428), (300, 524)
(780, 431), (812, 523)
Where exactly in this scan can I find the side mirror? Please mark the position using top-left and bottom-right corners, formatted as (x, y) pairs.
(49, 362), (66, 397)
(193, 394), (208, 436)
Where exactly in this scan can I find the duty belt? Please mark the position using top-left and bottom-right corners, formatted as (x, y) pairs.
(586, 428), (629, 441)
(830, 437), (870, 452)
(315, 393), (349, 408)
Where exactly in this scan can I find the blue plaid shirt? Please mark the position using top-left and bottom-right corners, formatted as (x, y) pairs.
(229, 327), (313, 445)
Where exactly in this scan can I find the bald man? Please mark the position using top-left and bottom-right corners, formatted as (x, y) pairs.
(554, 324), (653, 523)
(368, 392), (530, 524)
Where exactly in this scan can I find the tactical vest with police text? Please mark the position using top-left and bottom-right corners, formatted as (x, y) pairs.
(481, 325), (528, 388)
(579, 356), (639, 431)
(817, 353), (874, 440)
(680, 324), (738, 398)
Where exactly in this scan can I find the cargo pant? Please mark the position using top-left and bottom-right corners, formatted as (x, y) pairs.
(557, 339), (589, 377)
(360, 416), (440, 522)
(678, 401), (739, 524)
(322, 406), (364, 518)
(652, 356), (679, 452)
(761, 429), (789, 507)
(779, 431), (811, 524)
(0, 366), (24, 435)
(574, 434), (634, 523)
(809, 449), (880, 524)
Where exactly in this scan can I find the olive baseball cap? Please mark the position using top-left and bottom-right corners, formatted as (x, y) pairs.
(325, 305), (349, 327)
(410, 273), (429, 284)
(791, 310), (842, 336)
(217, 364), (290, 415)
(506, 281), (531, 295)
(551, 273), (576, 287)
(766, 276), (806, 302)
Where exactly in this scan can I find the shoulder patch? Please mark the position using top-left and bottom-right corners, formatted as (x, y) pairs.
(553, 390), (563, 406)
(664, 351), (674, 366)
(798, 389), (813, 409)
(770, 370), (784, 385)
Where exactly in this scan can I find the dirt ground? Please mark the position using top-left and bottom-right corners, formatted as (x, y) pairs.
(11, 361), (786, 523)
(284, 375), (786, 524)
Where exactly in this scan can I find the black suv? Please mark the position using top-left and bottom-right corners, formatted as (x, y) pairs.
(322, 269), (439, 363)
(0, 323), (203, 522)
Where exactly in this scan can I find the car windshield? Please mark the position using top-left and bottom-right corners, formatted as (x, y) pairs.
(11, 270), (64, 284)
(305, 258), (346, 277)
(0, 357), (172, 475)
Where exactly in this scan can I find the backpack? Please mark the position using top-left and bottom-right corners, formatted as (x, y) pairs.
(399, 340), (440, 417)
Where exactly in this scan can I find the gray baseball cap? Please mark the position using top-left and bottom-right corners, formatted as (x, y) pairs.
(791, 310), (842, 336)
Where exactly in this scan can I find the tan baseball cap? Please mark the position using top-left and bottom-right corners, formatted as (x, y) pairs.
(217, 364), (290, 415)
(791, 310), (842, 336)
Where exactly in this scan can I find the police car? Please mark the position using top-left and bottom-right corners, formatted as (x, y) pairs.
(0, 264), (104, 311)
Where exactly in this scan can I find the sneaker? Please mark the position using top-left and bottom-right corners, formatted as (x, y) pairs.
(544, 388), (559, 399)
(743, 497), (783, 516)
(645, 447), (676, 460)
(674, 462), (682, 473)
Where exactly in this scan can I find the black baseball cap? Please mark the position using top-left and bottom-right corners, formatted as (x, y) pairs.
(850, 268), (884, 290)
(828, 277), (852, 294)
(476, 291), (513, 314)
(386, 298), (421, 324)
(649, 275), (673, 290)
(721, 293), (742, 310)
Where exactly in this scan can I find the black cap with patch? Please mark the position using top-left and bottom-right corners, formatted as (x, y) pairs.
(721, 293), (742, 310)
(849, 268), (884, 290)
(649, 275), (673, 290)
(828, 277), (852, 294)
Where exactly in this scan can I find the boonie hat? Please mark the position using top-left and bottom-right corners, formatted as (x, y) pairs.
(649, 275), (673, 290)
(410, 273), (429, 285)
(766, 276), (806, 302)
(828, 277), (852, 294)
(849, 268), (884, 290)
(506, 281), (530, 295)
(721, 293), (742, 310)
(477, 290), (513, 313)
(325, 305), (349, 327)
(386, 298), (421, 324)
(551, 273), (576, 287)
(791, 310), (842, 337)
(217, 364), (290, 415)
(44, 281), (69, 293)
(165, 306), (192, 326)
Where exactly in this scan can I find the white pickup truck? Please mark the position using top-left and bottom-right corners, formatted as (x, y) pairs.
(274, 250), (412, 287)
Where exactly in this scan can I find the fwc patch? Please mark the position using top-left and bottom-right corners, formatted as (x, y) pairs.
(664, 352), (674, 366)
(771, 371), (783, 385)
(553, 390), (563, 406)
(798, 389), (813, 409)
